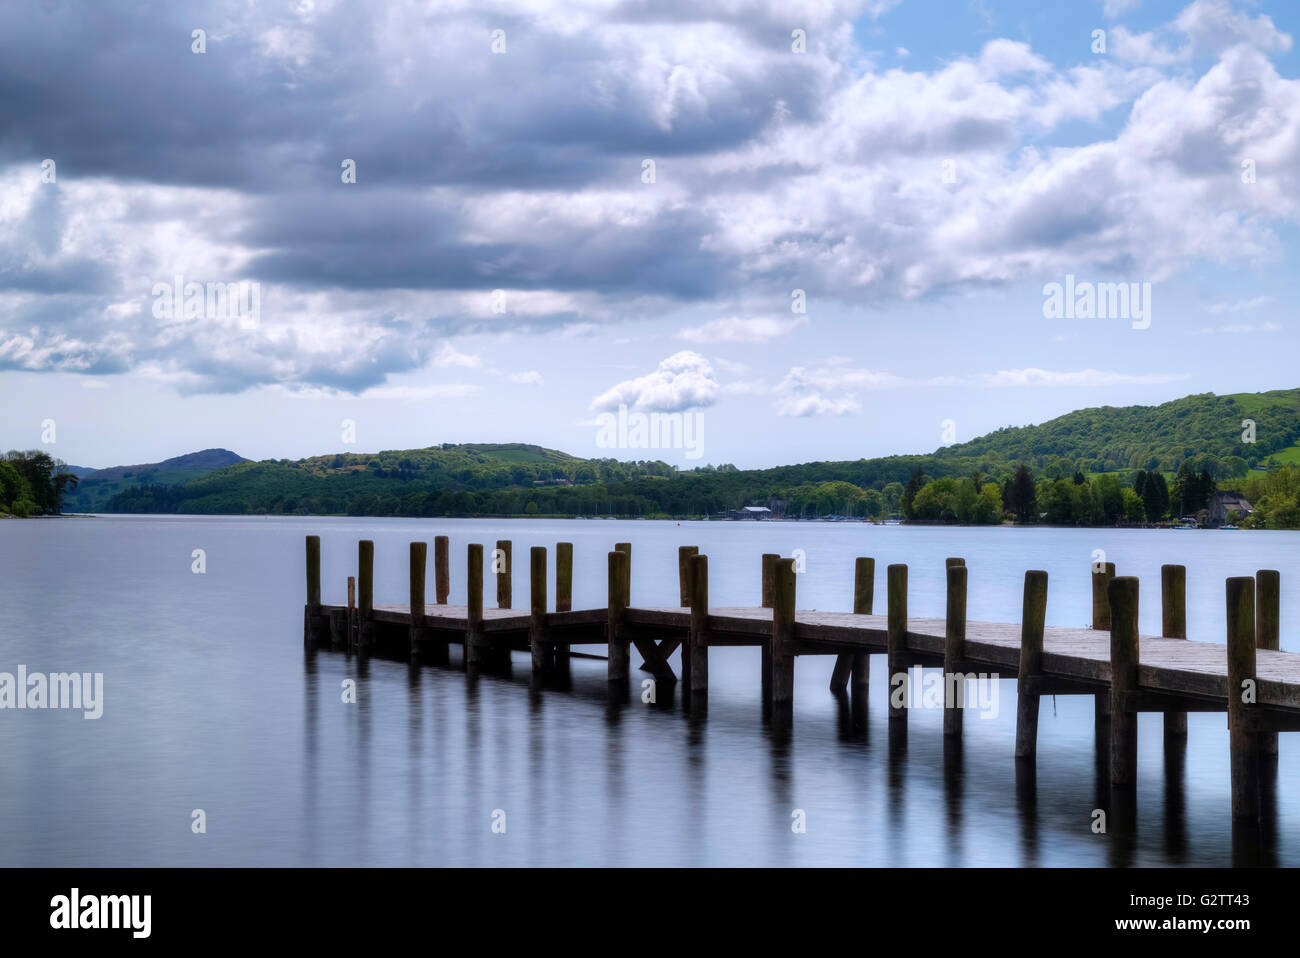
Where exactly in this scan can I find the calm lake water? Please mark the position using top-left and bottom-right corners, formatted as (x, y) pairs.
(3, 515), (1299, 866)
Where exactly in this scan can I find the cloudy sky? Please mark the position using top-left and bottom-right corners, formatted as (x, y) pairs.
(2, 0), (1298, 469)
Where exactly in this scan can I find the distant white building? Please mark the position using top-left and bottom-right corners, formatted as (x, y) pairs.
(728, 505), (772, 520)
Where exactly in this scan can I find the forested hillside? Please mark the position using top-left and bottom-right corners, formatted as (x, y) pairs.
(95, 390), (1300, 528)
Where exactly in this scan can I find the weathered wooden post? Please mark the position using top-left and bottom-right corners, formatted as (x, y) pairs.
(1227, 576), (1259, 820)
(305, 535), (322, 645)
(831, 557), (874, 692)
(530, 546), (550, 674)
(335, 574), (356, 649)
(944, 563), (968, 738)
(552, 542), (572, 672)
(495, 539), (512, 609)
(761, 553), (778, 705)
(945, 557), (965, 569)
(1108, 576), (1140, 787)
(434, 535), (449, 604)
(1091, 561), (1116, 630)
(887, 564), (908, 724)
(1162, 564), (1188, 739)
(556, 543), (573, 613)
(1015, 570), (1048, 760)
(1092, 560), (1116, 728)
(466, 543), (485, 667)
(357, 540), (374, 652)
(679, 546), (699, 607)
(688, 553), (709, 697)
(851, 557), (874, 696)
(1257, 569), (1280, 757)
(615, 542), (631, 605)
(761, 554), (777, 607)
(345, 574), (356, 649)
(770, 557), (797, 726)
(607, 550), (629, 684)
(409, 541), (427, 656)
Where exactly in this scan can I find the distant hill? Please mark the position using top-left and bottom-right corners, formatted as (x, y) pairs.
(65, 448), (247, 512)
(936, 389), (1300, 473)
(94, 389), (1300, 520)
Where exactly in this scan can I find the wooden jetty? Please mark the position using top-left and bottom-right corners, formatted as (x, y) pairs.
(302, 535), (1299, 825)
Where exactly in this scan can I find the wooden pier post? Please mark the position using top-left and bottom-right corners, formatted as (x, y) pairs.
(306, 535), (322, 607)
(1015, 570), (1048, 760)
(327, 602), (347, 650)
(434, 535), (449, 604)
(613, 542), (632, 610)
(851, 557), (874, 695)
(553, 543), (572, 671)
(409, 542), (426, 620)
(945, 556), (965, 569)
(556, 543), (573, 612)
(944, 563), (968, 738)
(1227, 576), (1260, 820)
(1091, 561), (1116, 630)
(344, 575), (356, 649)
(770, 557), (796, 726)
(679, 546), (699, 607)
(831, 558), (874, 692)
(761, 553), (777, 705)
(466, 543), (485, 667)
(1162, 564), (1188, 739)
(530, 546), (550, 674)
(1092, 560), (1116, 728)
(409, 541), (427, 656)
(496, 539), (512, 609)
(688, 554), (709, 696)
(357, 540), (374, 652)
(761, 554), (777, 607)
(304, 535), (322, 645)
(887, 564), (908, 723)
(1108, 576), (1140, 787)
(1257, 570), (1280, 757)
(607, 550), (629, 684)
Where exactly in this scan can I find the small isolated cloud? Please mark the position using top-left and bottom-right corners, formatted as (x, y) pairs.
(773, 363), (908, 417)
(1102, 0), (1142, 18)
(511, 370), (544, 384)
(1193, 321), (1282, 335)
(776, 391), (862, 417)
(979, 368), (1190, 387)
(677, 315), (806, 343)
(285, 382), (480, 401)
(721, 379), (766, 396)
(432, 343), (481, 369)
(589, 350), (718, 412)
(1207, 296), (1273, 314)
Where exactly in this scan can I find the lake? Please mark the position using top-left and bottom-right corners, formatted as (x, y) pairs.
(3, 516), (1298, 866)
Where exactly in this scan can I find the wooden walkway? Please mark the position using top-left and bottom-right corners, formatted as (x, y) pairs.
(302, 536), (1294, 824)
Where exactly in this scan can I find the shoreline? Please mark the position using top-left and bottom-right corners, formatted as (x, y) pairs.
(24, 512), (1267, 531)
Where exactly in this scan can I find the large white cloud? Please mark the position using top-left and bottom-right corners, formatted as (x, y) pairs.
(589, 350), (719, 411)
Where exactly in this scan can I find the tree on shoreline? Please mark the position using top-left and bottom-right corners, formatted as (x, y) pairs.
(2, 451), (80, 515)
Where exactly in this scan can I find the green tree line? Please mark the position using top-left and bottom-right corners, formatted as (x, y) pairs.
(1, 451), (80, 516)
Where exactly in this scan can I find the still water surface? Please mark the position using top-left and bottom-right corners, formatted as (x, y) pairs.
(2, 516), (1298, 866)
